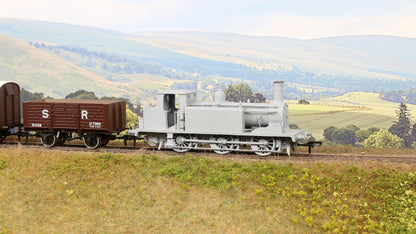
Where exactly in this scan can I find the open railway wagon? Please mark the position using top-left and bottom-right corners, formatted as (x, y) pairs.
(23, 99), (128, 149)
(129, 80), (318, 156)
(0, 81), (21, 142)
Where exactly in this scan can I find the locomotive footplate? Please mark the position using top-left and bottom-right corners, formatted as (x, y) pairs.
(298, 141), (322, 154)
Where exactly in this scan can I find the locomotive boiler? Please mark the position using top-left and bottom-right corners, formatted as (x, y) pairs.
(129, 80), (310, 156)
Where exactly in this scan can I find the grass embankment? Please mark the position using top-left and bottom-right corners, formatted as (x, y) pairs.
(1, 148), (416, 233)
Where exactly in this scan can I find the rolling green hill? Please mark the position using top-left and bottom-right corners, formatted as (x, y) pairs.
(0, 34), (132, 98)
(0, 18), (244, 80)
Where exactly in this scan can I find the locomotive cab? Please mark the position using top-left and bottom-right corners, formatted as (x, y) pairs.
(139, 90), (196, 131)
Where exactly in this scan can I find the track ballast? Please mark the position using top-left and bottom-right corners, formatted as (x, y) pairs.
(1, 140), (416, 164)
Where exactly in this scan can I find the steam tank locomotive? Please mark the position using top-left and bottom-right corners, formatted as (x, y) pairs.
(129, 81), (310, 155)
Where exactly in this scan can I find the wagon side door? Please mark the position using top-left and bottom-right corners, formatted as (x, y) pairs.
(53, 103), (79, 131)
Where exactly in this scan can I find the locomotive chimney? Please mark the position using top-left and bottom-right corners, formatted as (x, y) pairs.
(273, 80), (284, 103)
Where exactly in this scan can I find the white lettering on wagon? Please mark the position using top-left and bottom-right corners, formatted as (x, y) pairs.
(42, 109), (88, 119)
(89, 122), (102, 128)
(81, 110), (88, 119)
(42, 109), (49, 118)
(32, 123), (42, 127)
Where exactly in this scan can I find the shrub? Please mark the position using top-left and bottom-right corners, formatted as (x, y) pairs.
(356, 129), (372, 142)
(364, 129), (404, 149)
(332, 128), (357, 145)
(323, 126), (337, 142)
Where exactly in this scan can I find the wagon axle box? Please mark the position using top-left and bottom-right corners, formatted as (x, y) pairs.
(23, 99), (126, 134)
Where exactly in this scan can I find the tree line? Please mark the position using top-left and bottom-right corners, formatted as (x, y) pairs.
(323, 102), (416, 149)
(32, 42), (201, 81)
(224, 84), (266, 103)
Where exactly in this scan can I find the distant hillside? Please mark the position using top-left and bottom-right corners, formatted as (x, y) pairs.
(132, 31), (416, 78)
(380, 88), (416, 105)
(0, 18), (243, 76)
(311, 35), (416, 64)
(0, 34), (130, 98)
(1, 18), (416, 100)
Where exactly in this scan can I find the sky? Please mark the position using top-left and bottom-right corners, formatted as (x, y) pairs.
(1, 0), (416, 39)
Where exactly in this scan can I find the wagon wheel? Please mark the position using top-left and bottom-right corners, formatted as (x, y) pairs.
(173, 134), (196, 153)
(41, 134), (57, 148)
(251, 137), (276, 156)
(84, 135), (101, 149)
(209, 135), (239, 155)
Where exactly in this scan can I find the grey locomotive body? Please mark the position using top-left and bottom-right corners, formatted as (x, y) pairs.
(130, 81), (310, 155)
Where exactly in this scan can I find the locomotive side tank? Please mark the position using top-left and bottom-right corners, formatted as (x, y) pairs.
(0, 81), (21, 142)
(130, 80), (310, 156)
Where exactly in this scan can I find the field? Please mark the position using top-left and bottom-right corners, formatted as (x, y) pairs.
(288, 92), (416, 139)
(1, 147), (416, 233)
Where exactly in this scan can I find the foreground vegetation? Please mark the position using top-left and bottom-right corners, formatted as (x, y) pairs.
(1, 148), (415, 233)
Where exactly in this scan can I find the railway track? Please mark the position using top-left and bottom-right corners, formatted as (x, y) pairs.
(2, 140), (416, 164)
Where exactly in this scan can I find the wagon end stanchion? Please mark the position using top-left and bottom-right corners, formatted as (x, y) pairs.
(298, 141), (322, 154)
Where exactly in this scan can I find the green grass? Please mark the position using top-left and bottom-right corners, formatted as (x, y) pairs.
(289, 103), (352, 116)
(1, 148), (415, 233)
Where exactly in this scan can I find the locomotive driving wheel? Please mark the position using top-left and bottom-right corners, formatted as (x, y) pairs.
(209, 135), (239, 155)
(173, 134), (197, 153)
(251, 137), (276, 156)
(84, 134), (101, 149)
(41, 134), (57, 148)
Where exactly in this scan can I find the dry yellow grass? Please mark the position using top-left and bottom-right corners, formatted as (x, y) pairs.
(3, 146), (415, 233)
(0, 148), (302, 233)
